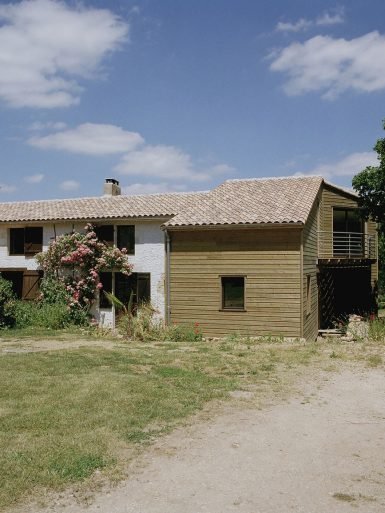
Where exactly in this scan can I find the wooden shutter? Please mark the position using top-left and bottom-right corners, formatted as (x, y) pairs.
(22, 271), (42, 300)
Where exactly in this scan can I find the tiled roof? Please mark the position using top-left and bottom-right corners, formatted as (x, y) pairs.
(0, 191), (207, 223)
(0, 176), (324, 226)
(165, 176), (323, 227)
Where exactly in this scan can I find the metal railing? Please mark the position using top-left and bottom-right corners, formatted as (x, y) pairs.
(318, 231), (376, 259)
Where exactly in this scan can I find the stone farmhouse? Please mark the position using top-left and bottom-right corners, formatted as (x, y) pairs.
(0, 176), (378, 340)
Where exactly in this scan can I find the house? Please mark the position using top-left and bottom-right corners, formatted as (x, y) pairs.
(0, 176), (378, 339)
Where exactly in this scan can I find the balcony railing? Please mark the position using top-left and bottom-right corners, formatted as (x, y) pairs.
(318, 231), (376, 260)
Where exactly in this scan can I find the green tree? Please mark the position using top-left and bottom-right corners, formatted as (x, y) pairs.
(352, 120), (385, 296)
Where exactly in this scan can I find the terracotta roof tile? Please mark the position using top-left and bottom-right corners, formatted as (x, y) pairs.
(165, 176), (323, 227)
(0, 191), (207, 223)
(0, 176), (324, 226)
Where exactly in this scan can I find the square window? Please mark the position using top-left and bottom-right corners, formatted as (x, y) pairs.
(95, 225), (114, 246)
(221, 276), (245, 310)
(24, 227), (43, 255)
(9, 227), (43, 255)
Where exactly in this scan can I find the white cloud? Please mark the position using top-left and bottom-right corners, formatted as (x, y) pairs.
(0, 0), (128, 108)
(276, 18), (312, 33)
(0, 183), (16, 193)
(115, 145), (233, 182)
(28, 121), (67, 131)
(276, 9), (344, 33)
(60, 180), (79, 191)
(115, 145), (207, 181)
(28, 123), (144, 155)
(122, 182), (188, 195)
(270, 31), (385, 99)
(24, 173), (44, 183)
(295, 151), (378, 179)
(316, 11), (344, 26)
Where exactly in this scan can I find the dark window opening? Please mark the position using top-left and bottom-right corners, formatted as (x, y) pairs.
(333, 208), (363, 234)
(10, 227), (43, 255)
(99, 272), (150, 310)
(221, 276), (245, 310)
(10, 229), (24, 255)
(94, 225), (135, 254)
(333, 209), (364, 257)
(99, 272), (113, 308)
(24, 227), (43, 255)
(95, 225), (114, 246)
(117, 225), (135, 254)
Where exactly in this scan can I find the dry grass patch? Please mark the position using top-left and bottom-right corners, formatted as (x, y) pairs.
(0, 336), (384, 511)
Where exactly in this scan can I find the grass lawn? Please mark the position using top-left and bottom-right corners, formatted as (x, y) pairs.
(0, 334), (384, 511)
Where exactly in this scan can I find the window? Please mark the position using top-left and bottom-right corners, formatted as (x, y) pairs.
(9, 227), (43, 255)
(95, 225), (114, 246)
(117, 225), (135, 254)
(94, 224), (135, 254)
(221, 276), (245, 310)
(333, 209), (364, 257)
(99, 272), (150, 309)
(333, 208), (362, 234)
(99, 272), (113, 308)
(306, 275), (312, 316)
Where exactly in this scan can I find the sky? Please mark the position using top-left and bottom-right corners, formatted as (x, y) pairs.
(0, 0), (385, 201)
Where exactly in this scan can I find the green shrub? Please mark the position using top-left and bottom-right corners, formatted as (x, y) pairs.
(368, 318), (385, 342)
(14, 301), (88, 330)
(0, 275), (17, 328)
(166, 322), (203, 342)
(39, 276), (68, 305)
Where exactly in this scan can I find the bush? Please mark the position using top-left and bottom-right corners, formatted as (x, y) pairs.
(166, 322), (203, 342)
(368, 318), (385, 341)
(14, 301), (89, 330)
(0, 275), (17, 328)
(39, 276), (69, 305)
(113, 299), (203, 342)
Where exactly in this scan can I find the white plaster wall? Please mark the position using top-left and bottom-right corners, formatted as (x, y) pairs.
(0, 222), (84, 271)
(0, 220), (166, 326)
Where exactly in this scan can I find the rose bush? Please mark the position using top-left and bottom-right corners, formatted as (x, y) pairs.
(36, 224), (132, 316)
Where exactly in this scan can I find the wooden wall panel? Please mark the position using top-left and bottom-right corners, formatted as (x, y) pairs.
(170, 228), (302, 338)
(302, 198), (319, 341)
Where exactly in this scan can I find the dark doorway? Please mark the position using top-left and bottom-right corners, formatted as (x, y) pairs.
(318, 266), (372, 328)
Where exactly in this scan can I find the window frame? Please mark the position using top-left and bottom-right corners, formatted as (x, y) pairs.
(99, 271), (150, 310)
(219, 275), (246, 312)
(94, 224), (135, 254)
(9, 227), (43, 256)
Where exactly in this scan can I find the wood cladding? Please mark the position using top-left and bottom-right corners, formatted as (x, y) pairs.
(170, 228), (302, 338)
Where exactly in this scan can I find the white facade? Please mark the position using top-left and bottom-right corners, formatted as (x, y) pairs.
(0, 219), (166, 327)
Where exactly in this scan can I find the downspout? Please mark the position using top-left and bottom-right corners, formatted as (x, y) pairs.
(165, 229), (171, 324)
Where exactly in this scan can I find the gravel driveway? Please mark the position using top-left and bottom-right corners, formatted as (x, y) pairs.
(25, 365), (385, 513)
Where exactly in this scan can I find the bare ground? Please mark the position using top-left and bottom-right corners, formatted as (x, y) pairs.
(22, 363), (385, 513)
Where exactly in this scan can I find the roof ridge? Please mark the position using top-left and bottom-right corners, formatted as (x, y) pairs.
(0, 189), (209, 207)
(224, 175), (323, 183)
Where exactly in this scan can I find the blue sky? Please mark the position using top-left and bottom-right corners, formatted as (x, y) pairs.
(0, 0), (384, 201)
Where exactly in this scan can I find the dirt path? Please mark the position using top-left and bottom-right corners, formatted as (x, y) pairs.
(26, 365), (385, 513)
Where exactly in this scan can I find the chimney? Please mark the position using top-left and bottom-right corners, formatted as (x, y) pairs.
(103, 178), (121, 196)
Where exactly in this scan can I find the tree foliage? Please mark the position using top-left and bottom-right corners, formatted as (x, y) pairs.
(352, 120), (385, 232)
(352, 120), (385, 294)
(0, 274), (16, 328)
